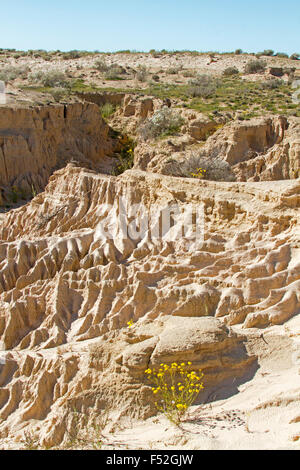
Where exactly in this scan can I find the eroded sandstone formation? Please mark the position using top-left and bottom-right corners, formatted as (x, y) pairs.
(0, 99), (299, 448)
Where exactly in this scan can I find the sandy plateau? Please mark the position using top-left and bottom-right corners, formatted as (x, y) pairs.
(0, 51), (299, 450)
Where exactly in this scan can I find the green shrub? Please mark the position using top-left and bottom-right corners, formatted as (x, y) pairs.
(235, 49), (243, 55)
(113, 136), (135, 175)
(29, 71), (70, 88)
(164, 153), (236, 182)
(135, 65), (148, 82)
(276, 52), (289, 58)
(94, 59), (109, 72)
(223, 66), (239, 76)
(138, 107), (184, 140)
(104, 65), (125, 80)
(262, 49), (274, 56)
(166, 66), (182, 75)
(100, 103), (115, 119)
(290, 53), (299, 60)
(0, 66), (29, 82)
(50, 87), (67, 101)
(261, 79), (283, 90)
(188, 74), (220, 98)
(244, 59), (266, 74)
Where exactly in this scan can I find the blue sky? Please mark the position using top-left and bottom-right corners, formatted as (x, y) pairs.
(1, 0), (299, 54)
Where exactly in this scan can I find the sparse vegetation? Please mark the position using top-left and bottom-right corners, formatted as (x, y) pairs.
(138, 107), (184, 140)
(223, 66), (239, 77)
(135, 65), (148, 82)
(113, 135), (135, 175)
(0, 65), (29, 82)
(244, 59), (267, 74)
(104, 65), (125, 80)
(100, 103), (116, 119)
(164, 153), (236, 182)
(188, 74), (220, 98)
(145, 362), (204, 426)
(262, 49), (274, 57)
(29, 70), (70, 88)
(50, 87), (67, 101)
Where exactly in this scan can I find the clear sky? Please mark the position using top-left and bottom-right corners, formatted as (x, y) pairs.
(1, 0), (299, 54)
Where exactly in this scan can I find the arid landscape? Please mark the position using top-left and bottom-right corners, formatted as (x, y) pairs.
(0, 48), (299, 450)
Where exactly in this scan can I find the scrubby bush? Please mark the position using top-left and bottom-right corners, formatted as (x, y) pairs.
(138, 107), (184, 140)
(244, 59), (266, 74)
(235, 49), (243, 55)
(182, 69), (196, 78)
(290, 53), (299, 60)
(50, 87), (67, 102)
(261, 79), (283, 90)
(166, 66), (182, 75)
(0, 66), (29, 82)
(62, 50), (85, 60)
(100, 103), (115, 119)
(104, 65), (125, 80)
(163, 153), (236, 182)
(135, 65), (148, 82)
(262, 49), (274, 56)
(188, 74), (220, 98)
(145, 362), (204, 425)
(276, 52), (289, 58)
(223, 66), (239, 77)
(29, 70), (70, 88)
(94, 59), (109, 72)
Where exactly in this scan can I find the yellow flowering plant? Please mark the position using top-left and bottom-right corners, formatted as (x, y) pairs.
(190, 167), (206, 179)
(127, 320), (134, 328)
(145, 362), (204, 425)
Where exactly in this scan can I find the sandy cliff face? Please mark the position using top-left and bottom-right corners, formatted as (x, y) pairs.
(0, 102), (115, 197)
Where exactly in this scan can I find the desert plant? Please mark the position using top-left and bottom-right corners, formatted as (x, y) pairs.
(0, 65), (29, 82)
(276, 52), (289, 58)
(145, 362), (204, 425)
(262, 49), (274, 56)
(261, 79), (283, 89)
(163, 154), (235, 182)
(188, 74), (220, 98)
(138, 107), (184, 140)
(100, 103), (116, 119)
(223, 66), (239, 77)
(190, 167), (207, 179)
(166, 66), (182, 75)
(29, 70), (70, 88)
(113, 136), (135, 175)
(244, 59), (266, 74)
(290, 53), (299, 60)
(235, 49), (243, 55)
(104, 65), (125, 80)
(94, 59), (109, 72)
(50, 87), (67, 101)
(135, 65), (148, 82)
